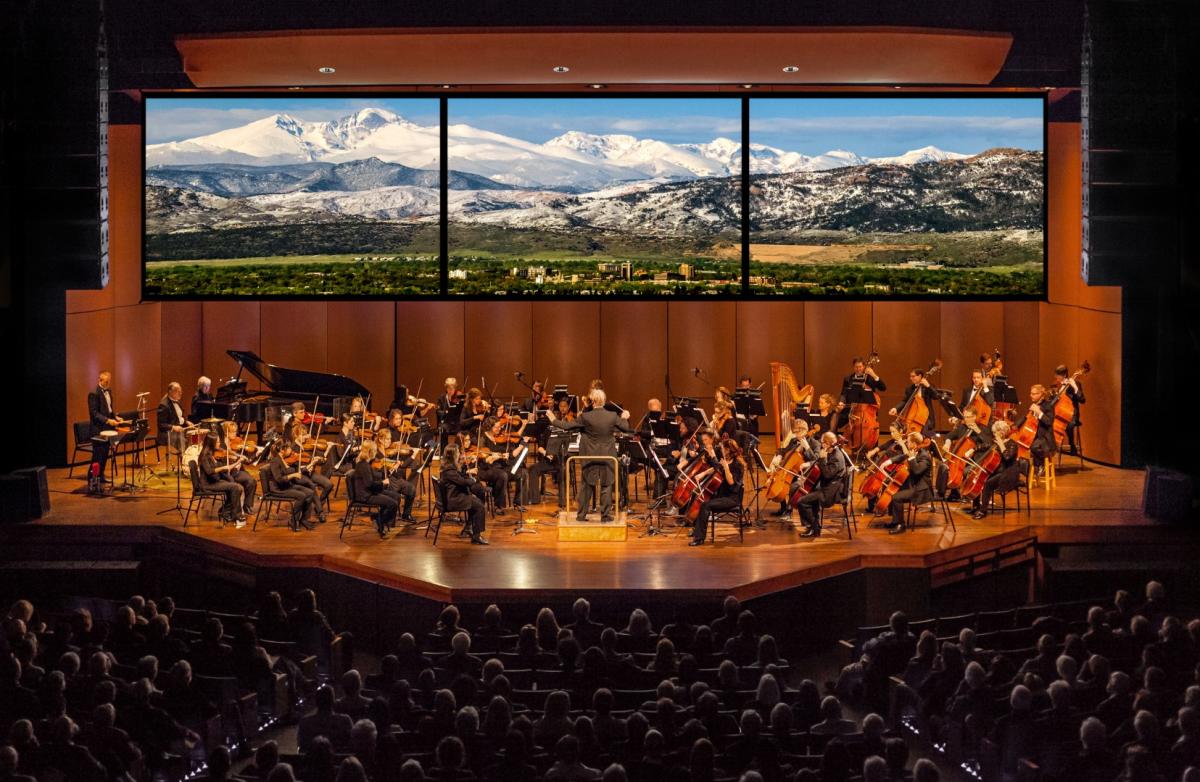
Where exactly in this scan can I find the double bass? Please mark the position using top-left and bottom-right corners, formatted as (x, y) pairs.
(895, 359), (943, 435)
(841, 352), (882, 453)
(1051, 362), (1090, 448)
(1011, 361), (1089, 458)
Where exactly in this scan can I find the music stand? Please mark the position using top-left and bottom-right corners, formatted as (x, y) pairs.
(412, 446), (437, 526)
(936, 391), (964, 421)
(993, 378), (1019, 406)
(733, 389), (766, 422)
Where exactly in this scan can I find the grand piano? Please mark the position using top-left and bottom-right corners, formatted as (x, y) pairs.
(194, 350), (372, 427)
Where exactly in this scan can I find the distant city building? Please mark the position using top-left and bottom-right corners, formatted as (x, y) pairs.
(679, 263), (695, 281)
(621, 261), (633, 281)
(449, 269), (468, 280)
(597, 262), (622, 275)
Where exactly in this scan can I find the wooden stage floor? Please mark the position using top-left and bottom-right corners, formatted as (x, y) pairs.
(6, 458), (1166, 602)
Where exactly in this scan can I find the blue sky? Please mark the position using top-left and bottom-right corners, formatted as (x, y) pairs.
(750, 97), (1043, 156)
(449, 98), (741, 144)
(144, 97), (440, 143)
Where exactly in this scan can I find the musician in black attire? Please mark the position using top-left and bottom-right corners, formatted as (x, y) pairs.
(352, 441), (399, 537)
(287, 422), (334, 513)
(439, 445), (488, 544)
(521, 380), (546, 413)
(639, 399), (680, 501)
(551, 388), (633, 523)
(734, 376), (759, 437)
(156, 382), (190, 455)
(690, 437), (745, 546)
(1054, 365), (1085, 455)
(937, 408), (993, 499)
(796, 432), (849, 538)
(883, 432), (933, 534)
(836, 357), (886, 428)
(972, 420), (1020, 519)
(436, 377), (462, 449)
(960, 370), (995, 413)
(330, 414), (360, 476)
(190, 376), (213, 423)
(87, 370), (121, 481)
(266, 441), (319, 531)
(889, 368), (937, 434)
(769, 418), (818, 517)
(863, 423), (906, 514)
(215, 420), (258, 516)
(198, 433), (246, 527)
(1026, 384), (1057, 474)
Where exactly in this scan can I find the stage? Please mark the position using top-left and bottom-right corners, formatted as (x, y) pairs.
(1, 459), (1169, 604)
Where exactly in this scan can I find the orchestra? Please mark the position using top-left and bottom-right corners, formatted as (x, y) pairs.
(83, 348), (1096, 546)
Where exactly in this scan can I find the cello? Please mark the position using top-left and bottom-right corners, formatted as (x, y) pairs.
(960, 442), (1001, 500)
(841, 352), (882, 453)
(670, 451), (723, 523)
(863, 433), (917, 515)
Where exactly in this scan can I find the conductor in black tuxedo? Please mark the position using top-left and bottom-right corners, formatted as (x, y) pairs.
(551, 388), (633, 522)
(88, 370), (121, 480)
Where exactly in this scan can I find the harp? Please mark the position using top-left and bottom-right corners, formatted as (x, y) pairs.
(769, 361), (813, 449)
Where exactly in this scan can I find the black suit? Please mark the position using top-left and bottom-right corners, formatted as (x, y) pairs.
(440, 464), (486, 539)
(156, 396), (188, 449)
(1060, 379), (1085, 453)
(838, 372), (885, 428)
(552, 408), (633, 521)
(897, 383), (937, 433)
(960, 385), (994, 413)
(796, 446), (848, 533)
(87, 385), (117, 479)
(189, 391), (213, 423)
(1028, 398), (1056, 468)
(888, 447), (933, 529)
(978, 440), (1020, 514)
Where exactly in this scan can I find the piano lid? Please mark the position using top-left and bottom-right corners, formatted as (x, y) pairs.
(226, 350), (371, 400)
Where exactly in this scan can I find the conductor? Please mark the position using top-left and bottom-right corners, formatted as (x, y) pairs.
(551, 388), (632, 522)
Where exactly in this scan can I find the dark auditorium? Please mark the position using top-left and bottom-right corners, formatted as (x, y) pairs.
(2, 2), (1199, 781)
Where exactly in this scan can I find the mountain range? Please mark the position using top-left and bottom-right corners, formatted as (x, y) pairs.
(147, 106), (974, 191)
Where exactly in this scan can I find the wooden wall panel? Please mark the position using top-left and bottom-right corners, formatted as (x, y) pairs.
(396, 302), (464, 398)
(1037, 303), (1080, 390)
(260, 302), (328, 374)
(804, 302), (873, 404)
(65, 309), (115, 453)
(113, 304), (162, 419)
(938, 302), (1005, 397)
(667, 302), (737, 404)
(65, 278), (114, 315)
(110, 125), (144, 309)
(1075, 308), (1122, 464)
(531, 302), (600, 398)
(328, 302), (394, 406)
(160, 301), (203, 399)
(464, 302), (532, 399)
(601, 302), (668, 412)
(201, 302), (261, 383)
(1047, 122), (1081, 308)
(735, 302), (805, 386)
(871, 302), (941, 414)
(1002, 302), (1040, 396)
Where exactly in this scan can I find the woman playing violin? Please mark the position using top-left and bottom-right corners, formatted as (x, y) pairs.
(352, 440), (399, 538)
(689, 437), (745, 547)
(469, 417), (513, 513)
(711, 400), (737, 440)
(199, 432), (247, 527)
(458, 388), (491, 437)
(288, 421), (334, 508)
(371, 429), (417, 523)
(215, 421), (258, 516)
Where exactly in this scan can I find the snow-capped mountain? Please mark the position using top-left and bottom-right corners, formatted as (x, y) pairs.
(148, 106), (980, 191)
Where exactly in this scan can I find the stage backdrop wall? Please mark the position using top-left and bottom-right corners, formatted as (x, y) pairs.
(65, 123), (1124, 465)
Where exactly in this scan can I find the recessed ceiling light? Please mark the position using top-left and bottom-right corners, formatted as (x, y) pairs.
(287, 86), (303, 91)
(742, 84), (754, 89)
(552, 65), (570, 73)
(893, 85), (902, 89)
(590, 84), (605, 89)
(782, 66), (799, 73)
(441, 84), (453, 89)
(317, 66), (336, 74)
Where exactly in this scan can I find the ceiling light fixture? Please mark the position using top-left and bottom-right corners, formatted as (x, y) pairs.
(782, 66), (799, 73)
(742, 84), (754, 89)
(441, 84), (453, 89)
(590, 84), (605, 89)
(287, 86), (303, 91)
(317, 66), (336, 74)
(552, 65), (570, 73)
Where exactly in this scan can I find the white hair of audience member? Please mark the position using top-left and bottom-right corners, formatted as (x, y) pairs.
(1056, 654), (1079, 683)
(863, 713), (885, 740)
(1134, 710), (1160, 742)
(1080, 716), (1106, 750)
(455, 705), (479, 735)
(1183, 767), (1200, 782)
(451, 632), (471, 654)
(756, 673), (781, 708)
(1147, 580), (1165, 600)
(965, 661), (986, 690)
(1048, 680), (1071, 709)
(958, 628), (976, 651)
(863, 755), (889, 782)
(1010, 684), (1033, 711)
(397, 759), (424, 782)
(913, 758), (941, 782)
(601, 763), (628, 782)
(739, 773), (764, 782)
(1108, 671), (1131, 695)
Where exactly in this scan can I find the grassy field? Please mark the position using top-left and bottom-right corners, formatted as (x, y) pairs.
(145, 257), (440, 297)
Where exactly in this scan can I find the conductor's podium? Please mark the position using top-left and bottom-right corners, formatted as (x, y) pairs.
(557, 512), (628, 542)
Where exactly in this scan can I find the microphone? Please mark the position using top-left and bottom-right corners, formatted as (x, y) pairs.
(136, 391), (149, 397)
(514, 371), (523, 379)
(692, 368), (700, 376)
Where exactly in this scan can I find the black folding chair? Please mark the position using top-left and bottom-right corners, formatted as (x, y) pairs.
(184, 461), (226, 527)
